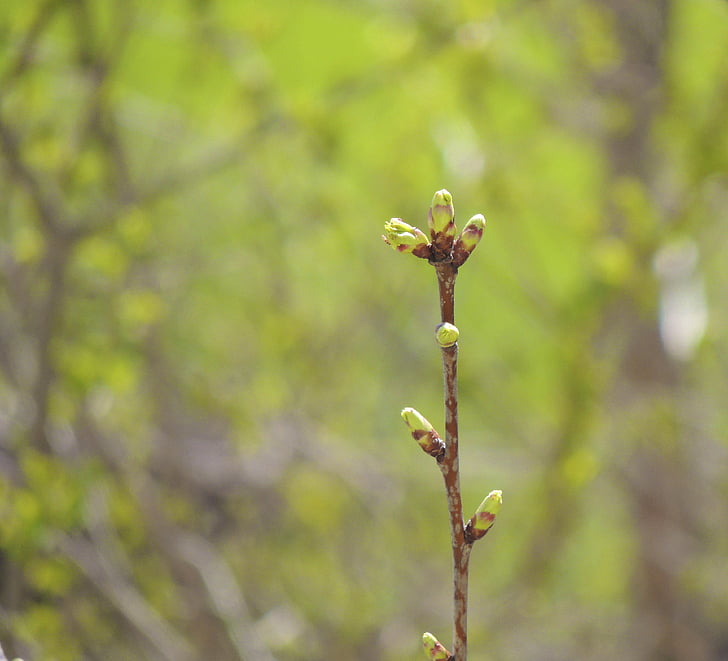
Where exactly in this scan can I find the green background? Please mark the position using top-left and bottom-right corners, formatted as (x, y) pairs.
(1, 1), (727, 659)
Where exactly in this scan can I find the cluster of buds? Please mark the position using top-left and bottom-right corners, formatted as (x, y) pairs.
(401, 408), (446, 460)
(382, 189), (485, 266)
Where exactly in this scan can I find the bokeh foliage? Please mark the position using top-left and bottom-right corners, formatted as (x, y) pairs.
(1, 1), (727, 660)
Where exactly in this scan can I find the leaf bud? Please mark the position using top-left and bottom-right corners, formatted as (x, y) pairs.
(465, 489), (502, 542)
(382, 218), (430, 257)
(452, 214), (486, 267)
(422, 632), (452, 660)
(428, 189), (457, 259)
(428, 189), (456, 237)
(401, 408), (446, 459)
(435, 322), (459, 348)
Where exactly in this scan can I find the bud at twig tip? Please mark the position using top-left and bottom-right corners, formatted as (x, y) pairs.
(435, 322), (459, 348)
(428, 189), (456, 236)
(422, 632), (452, 660)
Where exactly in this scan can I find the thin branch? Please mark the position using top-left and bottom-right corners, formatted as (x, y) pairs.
(175, 534), (279, 661)
(435, 263), (469, 661)
(0, 0), (63, 86)
(0, 111), (65, 232)
(58, 534), (196, 661)
(65, 0), (135, 201)
(28, 232), (74, 453)
(387, 192), (496, 661)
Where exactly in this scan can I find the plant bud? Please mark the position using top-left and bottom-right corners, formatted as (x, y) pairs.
(428, 189), (457, 260)
(382, 218), (430, 256)
(422, 632), (452, 660)
(452, 214), (486, 267)
(428, 190), (456, 236)
(401, 407), (446, 459)
(465, 489), (502, 542)
(435, 322), (459, 348)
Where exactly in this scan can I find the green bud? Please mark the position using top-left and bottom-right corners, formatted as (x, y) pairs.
(428, 190), (456, 236)
(401, 408), (445, 459)
(460, 214), (485, 247)
(383, 218), (430, 256)
(465, 489), (502, 542)
(428, 189), (457, 260)
(401, 407), (434, 433)
(422, 632), (452, 660)
(435, 322), (459, 348)
(452, 213), (485, 267)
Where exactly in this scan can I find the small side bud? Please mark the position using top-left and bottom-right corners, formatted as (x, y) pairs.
(422, 632), (452, 660)
(435, 322), (459, 348)
(428, 189), (457, 259)
(383, 218), (430, 258)
(452, 214), (486, 267)
(465, 489), (502, 543)
(401, 408), (446, 459)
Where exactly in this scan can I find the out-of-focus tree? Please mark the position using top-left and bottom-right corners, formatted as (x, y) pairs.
(0, 1), (726, 660)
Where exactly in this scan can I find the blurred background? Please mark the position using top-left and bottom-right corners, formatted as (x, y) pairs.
(1, 0), (727, 659)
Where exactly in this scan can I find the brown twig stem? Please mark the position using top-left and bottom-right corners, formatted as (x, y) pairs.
(434, 262), (470, 661)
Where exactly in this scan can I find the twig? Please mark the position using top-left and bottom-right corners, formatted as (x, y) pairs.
(58, 533), (195, 661)
(384, 191), (500, 661)
(0, 111), (65, 232)
(434, 263), (469, 660)
(0, 0), (63, 87)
